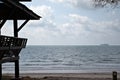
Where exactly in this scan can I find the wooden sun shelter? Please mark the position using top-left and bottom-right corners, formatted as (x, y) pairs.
(0, 0), (41, 80)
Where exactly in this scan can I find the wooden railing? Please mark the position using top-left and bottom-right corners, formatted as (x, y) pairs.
(0, 35), (27, 63)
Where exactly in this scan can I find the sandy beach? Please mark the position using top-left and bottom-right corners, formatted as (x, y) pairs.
(3, 72), (120, 80)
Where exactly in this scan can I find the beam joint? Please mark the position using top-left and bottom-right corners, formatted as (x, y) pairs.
(0, 20), (7, 29)
(17, 20), (29, 32)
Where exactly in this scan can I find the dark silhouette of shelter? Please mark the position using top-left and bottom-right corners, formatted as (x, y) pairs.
(0, 0), (41, 80)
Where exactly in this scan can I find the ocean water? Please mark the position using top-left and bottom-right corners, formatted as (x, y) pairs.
(2, 45), (120, 73)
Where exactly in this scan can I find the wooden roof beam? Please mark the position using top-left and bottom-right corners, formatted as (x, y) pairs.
(17, 20), (29, 32)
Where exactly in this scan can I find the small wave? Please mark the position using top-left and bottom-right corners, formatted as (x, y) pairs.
(116, 52), (120, 54)
(102, 59), (113, 62)
(23, 64), (40, 66)
(28, 60), (46, 62)
(63, 63), (82, 66)
(53, 60), (63, 62)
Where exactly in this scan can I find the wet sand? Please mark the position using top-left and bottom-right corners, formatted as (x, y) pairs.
(4, 72), (120, 80)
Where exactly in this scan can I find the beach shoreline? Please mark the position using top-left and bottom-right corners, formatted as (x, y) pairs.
(3, 72), (120, 80)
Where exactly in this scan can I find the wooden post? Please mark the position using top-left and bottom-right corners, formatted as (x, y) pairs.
(13, 19), (20, 80)
(14, 19), (18, 37)
(113, 71), (117, 80)
(0, 64), (2, 80)
(15, 60), (20, 79)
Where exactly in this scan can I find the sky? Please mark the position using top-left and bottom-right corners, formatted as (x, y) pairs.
(1, 0), (120, 45)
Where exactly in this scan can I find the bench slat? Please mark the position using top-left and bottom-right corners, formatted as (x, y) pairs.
(0, 35), (27, 61)
(0, 35), (27, 49)
(0, 56), (19, 63)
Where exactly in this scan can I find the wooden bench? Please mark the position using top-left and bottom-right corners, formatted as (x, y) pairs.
(0, 35), (27, 79)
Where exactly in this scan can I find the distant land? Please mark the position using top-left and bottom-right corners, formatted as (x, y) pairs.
(27, 44), (120, 46)
(100, 44), (109, 46)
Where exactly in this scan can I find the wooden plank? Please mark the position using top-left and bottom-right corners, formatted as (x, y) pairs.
(0, 56), (19, 63)
(0, 47), (9, 50)
(0, 35), (27, 49)
(10, 47), (23, 49)
(0, 46), (26, 50)
(0, 64), (2, 80)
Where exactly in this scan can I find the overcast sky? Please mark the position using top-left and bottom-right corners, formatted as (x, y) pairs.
(1, 0), (120, 45)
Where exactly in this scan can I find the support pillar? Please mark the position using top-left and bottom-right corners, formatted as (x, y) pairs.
(113, 71), (117, 80)
(14, 19), (18, 37)
(13, 19), (20, 80)
(15, 60), (20, 79)
(0, 64), (2, 80)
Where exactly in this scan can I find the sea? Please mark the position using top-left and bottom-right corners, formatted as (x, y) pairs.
(2, 45), (120, 73)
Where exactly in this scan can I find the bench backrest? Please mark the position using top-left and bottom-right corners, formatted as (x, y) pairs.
(0, 35), (27, 48)
(0, 35), (27, 62)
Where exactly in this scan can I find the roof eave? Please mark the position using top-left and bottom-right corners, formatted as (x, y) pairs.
(1, 0), (41, 20)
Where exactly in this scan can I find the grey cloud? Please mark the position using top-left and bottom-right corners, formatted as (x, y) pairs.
(68, 0), (94, 9)
(49, 0), (94, 9)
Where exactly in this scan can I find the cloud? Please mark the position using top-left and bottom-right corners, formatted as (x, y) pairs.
(67, 14), (120, 33)
(58, 14), (90, 36)
(67, 0), (93, 9)
(2, 1), (120, 45)
(27, 5), (55, 28)
(29, 5), (53, 18)
(49, 0), (94, 9)
(49, 0), (64, 3)
(22, 9), (120, 45)
(54, 13), (120, 44)
(69, 14), (90, 24)
(18, 5), (61, 44)
(26, 1), (120, 45)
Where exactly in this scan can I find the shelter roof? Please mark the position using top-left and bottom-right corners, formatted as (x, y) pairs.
(0, 0), (41, 20)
